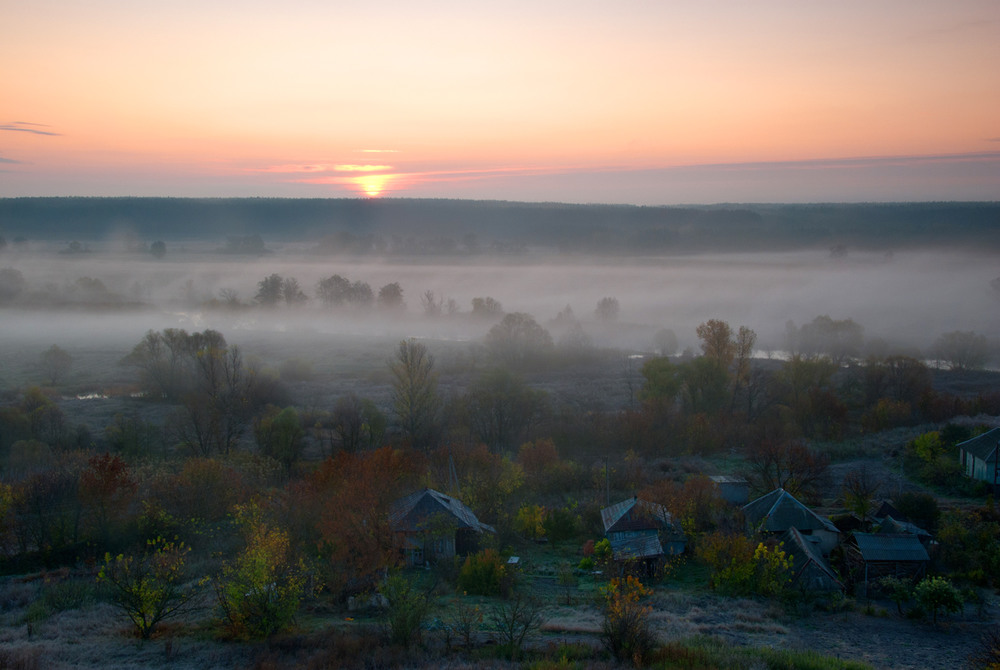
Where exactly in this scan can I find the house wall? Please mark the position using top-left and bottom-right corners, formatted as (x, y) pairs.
(974, 456), (995, 483)
(961, 451), (998, 483)
(609, 529), (658, 543)
(399, 533), (456, 566)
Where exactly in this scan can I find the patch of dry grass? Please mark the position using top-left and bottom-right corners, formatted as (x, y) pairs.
(538, 605), (602, 635)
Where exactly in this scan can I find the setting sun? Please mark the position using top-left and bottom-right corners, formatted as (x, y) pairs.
(354, 173), (394, 198)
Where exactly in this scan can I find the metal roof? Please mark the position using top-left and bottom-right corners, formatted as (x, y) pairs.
(610, 534), (664, 561)
(781, 527), (843, 591)
(709, 475), (749, 485)
(876, 515), (931, 539)
(389, 488), (493, 534)
(601, 497), (672, 534)
(957, 427), (1000, 462)
(853, 532), (929, 563)
(742, 488), (839, 534)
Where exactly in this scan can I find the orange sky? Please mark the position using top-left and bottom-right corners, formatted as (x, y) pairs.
(2, 1), (998, 203)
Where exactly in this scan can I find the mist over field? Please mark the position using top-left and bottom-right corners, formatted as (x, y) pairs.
(0, 247), (996, 358)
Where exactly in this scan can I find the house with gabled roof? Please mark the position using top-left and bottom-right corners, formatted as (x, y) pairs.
(742, 488), (840, 555)
(601, 497), (685, 572)
(958, 427), (1000, 488)
(781, 527), (843, 593)
(390, 488), (494, 567)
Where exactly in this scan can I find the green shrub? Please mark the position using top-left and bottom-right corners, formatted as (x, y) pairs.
(379, 572), (429, 648)
(514, 504), (546, 540)
(914, 576), (962, 624)
(877, 576), (912, 615)
(98, 537), (201, 639)
(215, 506), (312, 639)
(543, 507), (579, 543)
(458, 548), (506, 596)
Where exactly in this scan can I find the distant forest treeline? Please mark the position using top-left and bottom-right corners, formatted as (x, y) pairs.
(1, 198), (999, 254)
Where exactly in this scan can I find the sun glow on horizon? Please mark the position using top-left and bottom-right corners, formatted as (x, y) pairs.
(354, 173), (395, 197)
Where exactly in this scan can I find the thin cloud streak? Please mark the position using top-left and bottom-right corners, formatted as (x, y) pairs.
(254, 164), (394, 173)
(281, 150), (1000, 193)
(674, 151), (1000, 173)
(1, 122), (61, 137)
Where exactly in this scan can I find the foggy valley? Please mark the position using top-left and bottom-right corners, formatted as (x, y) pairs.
(1, 198), (999, 670)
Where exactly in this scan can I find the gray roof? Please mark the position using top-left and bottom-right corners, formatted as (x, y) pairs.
(876, 515), (931, 539)
(957, 427), (1000, 462)
(610, 534), (664, 561)
(782, 527), (843, 591)
(390, 488), (493, 534)
(709, 475), (748, 485)
(742, 488), (839, 535)
(601, 497), (672, 534)
(853, 532), (929, 563)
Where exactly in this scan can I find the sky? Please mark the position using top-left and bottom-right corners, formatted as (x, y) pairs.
(2, 0), (999, 204)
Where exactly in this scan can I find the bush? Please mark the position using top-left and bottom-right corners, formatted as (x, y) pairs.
(449, 597), (483, 648)
(543, 507), (579, 543)
(877, 576), (912, 615)
(458, 549), (506, 596)
(914, 576), (962, 624)
(696, 532), (791, 597)
(514, 504), (546, 540)
(98, 537), (200, 639)
(379, 572), (429, 648)
(600, 575), (655, 665)
(215, 506), (311, 638)
(488, 591), (544, 661)
(894, 492), (940, 533)
(969, 626), (1000, 670)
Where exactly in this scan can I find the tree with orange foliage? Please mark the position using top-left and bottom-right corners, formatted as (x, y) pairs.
(640, 474), (726, 536)
(308, 447), (424, 595)
(600, 575), (654, 665)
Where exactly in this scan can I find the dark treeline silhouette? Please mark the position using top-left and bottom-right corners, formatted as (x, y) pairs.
(1, 198), (998, 253)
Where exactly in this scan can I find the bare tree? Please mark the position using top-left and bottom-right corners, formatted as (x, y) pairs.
(933, 330), (991, 371)
(464, 368), (547, 453)
(842, 464), (883, 522)
(331, 393), (386, 452)
(173, 344), (257, 456)
(488, 592), (544, 661)
(420, 290), (443, 317)
(744, 440), (829, 501)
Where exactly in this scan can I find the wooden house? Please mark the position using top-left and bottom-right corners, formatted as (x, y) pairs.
(742, 488), (840, 555)
(958, 427), (1000, 488)
(781, 527), (843, 593)
(601, 497), (685, 573)
(390, 488), (494, 567)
